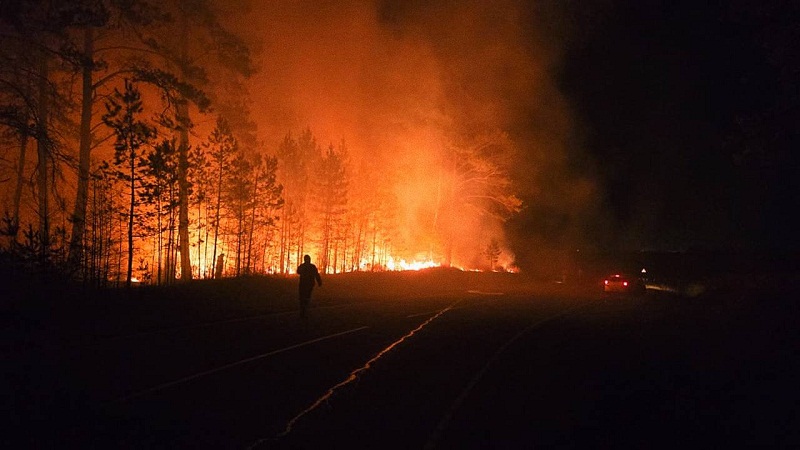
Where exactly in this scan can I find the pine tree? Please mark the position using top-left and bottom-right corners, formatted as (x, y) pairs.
(133, 0), (254, 281)
(102, 79), (155, 288)
(141, 139), (179, 284)
(312, 141), (349, 273)
(205, 118), (237, 278)
(245, 153), (283, 274)
(276, 128), (318, 273)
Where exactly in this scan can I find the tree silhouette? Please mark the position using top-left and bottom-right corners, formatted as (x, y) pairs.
(188, 140), (211, 278)
(245, 153), (283, 275)
(102, 79), (155, 288)
(312, 141), (349, 273)
(483, 239), (502, 271)
(64, 0), (172, 272)
(276, 128), (318, 273)
(133, 0), (254, 281)
(224, 151), (253, 276)
(140, 139), (179, 284)
(0, 0), (78, 266)
(438, 131), (523, 266)
(204, 118), (237, 278)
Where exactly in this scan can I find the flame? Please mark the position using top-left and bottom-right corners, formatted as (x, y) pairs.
(355, 256), (441, 272)
(128, 232), (519, 282)
(385, 257), (440, 271)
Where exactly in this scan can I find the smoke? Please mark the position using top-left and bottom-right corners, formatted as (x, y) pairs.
(245, 0), (596, 272)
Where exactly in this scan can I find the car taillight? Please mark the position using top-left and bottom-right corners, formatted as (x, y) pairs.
(604, 280), (609, 285)
(623, 281), (628, 286)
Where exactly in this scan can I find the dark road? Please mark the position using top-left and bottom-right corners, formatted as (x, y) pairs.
(5, 277), (800, 449)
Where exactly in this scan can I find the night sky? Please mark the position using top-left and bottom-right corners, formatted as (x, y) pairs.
(550, 0), (799, 253)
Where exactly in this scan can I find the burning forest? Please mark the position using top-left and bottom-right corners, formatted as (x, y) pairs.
(0, 1), (593, 286)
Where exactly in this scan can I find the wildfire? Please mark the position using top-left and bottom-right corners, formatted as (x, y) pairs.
(385, 257), (440, 271)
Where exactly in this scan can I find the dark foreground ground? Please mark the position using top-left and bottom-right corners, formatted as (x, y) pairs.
(2, 268), (799, 449)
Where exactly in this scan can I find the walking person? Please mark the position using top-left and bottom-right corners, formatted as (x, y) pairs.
(297, 254), (322, 319)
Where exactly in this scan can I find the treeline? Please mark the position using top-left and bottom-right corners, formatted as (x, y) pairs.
(0, 0), (261, 287)
(0, 1), (523, 287)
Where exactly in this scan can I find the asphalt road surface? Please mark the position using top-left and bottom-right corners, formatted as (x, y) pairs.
(5, 281), (799, 449)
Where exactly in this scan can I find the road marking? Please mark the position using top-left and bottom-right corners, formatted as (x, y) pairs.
(114, 326), (369, 403)
(248, 301), (461, 449)
(424, 304), (584, 450)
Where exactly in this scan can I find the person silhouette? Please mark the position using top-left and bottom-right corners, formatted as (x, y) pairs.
(297, 254), (322, 318)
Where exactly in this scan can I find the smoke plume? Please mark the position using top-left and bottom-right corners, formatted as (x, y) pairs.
(245, 0), (595, 272)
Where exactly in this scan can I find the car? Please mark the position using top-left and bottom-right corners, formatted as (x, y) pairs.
(603, 273), (646, 295)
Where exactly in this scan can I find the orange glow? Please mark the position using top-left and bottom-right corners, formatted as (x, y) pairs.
(385, 257), (440, 271)
(0, 2), (603, 285)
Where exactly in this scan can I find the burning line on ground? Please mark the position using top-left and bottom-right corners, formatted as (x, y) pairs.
(113, 326), (369, 404)
(423, 304), (584, 450)
(406, 305), (466, 318)
(249, 301), (461, 448)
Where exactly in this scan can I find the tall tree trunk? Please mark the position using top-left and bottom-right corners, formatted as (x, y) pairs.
(167, 183), (176, 283)
(235, 212), (243, 276)
(156, 195), (163, 284)
(298, 217), (305, 269)
(91, 178), (100, 283)
(11, 131), (28, 241)
(196, 199), (202, 278)
(355, 219), (364, 271)
(211, 165), (223, 278)
(166, 210), (174, 283)
(279, 199), (289, 274)
(324, 215), (331, 272)
(245, 217), (254, 274)
(36, 53), (50, 263)
(246, 170), (259, 274)
(203, 202), (210, 277)
(126, 145), (135, 289)
(176, 12), (193, 281)
(69, 26), (94, 271)
(89, 178), (96, 281)
(176, 99), (192, 280)
(116, 215), (123, 287)
(332, 228), (339, 274)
